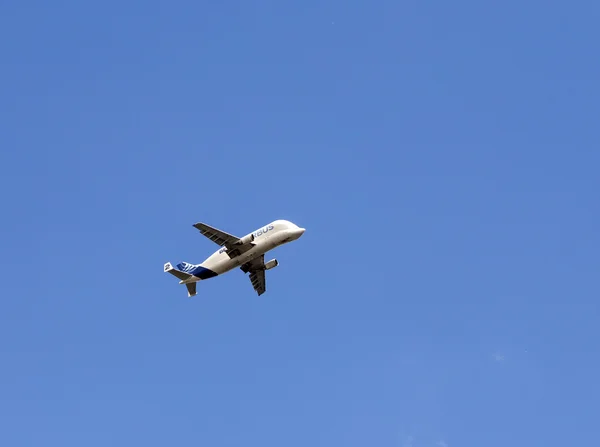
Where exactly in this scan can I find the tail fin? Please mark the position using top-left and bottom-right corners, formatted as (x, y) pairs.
(175, 261), (198, 274)
(163, 262), (197, 297)
(164, 262), (193, 281)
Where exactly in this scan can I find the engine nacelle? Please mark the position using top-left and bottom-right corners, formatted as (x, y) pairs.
(236, 233), (255, 245)
(264, 259), (278, 270)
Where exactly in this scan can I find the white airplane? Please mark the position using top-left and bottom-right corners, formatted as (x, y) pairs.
(164, 219), (305, 297)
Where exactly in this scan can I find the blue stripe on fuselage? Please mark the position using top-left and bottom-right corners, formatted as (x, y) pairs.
(189, 266), (218, 280)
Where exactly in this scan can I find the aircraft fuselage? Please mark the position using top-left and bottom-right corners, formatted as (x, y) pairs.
(164, 219), (305, 296)
(200, 219), (305, 276)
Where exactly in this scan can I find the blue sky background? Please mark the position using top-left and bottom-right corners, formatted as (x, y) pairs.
(1, 1), (599, 446)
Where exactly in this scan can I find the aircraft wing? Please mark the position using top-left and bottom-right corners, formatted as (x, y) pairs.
(240, 255), (266, 296)
(193, 222), (254, 258)
(193, 222), (240, 246)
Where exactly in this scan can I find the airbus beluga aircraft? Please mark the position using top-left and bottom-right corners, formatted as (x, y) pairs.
(164, 219), (305, 297)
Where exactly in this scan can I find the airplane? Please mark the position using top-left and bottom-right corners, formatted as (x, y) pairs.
(164, 219), (305, 297)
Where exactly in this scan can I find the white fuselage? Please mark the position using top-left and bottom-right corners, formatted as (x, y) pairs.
(199, 219), (305, 276)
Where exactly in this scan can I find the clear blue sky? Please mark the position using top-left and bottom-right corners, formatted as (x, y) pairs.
(1, 1), (599, 446)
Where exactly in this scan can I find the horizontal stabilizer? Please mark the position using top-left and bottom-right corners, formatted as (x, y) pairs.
(186, 282), (197, 297)
(164, 262), (193, 281)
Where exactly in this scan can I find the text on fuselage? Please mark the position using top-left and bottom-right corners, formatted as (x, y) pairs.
(253, 224), (274, 238)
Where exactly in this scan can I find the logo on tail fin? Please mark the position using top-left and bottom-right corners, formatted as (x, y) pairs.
(176, 262), (196, 273)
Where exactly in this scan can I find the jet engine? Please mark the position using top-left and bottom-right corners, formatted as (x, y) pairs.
(236, 234), (255, 245)
(264, 259), (278, 270)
